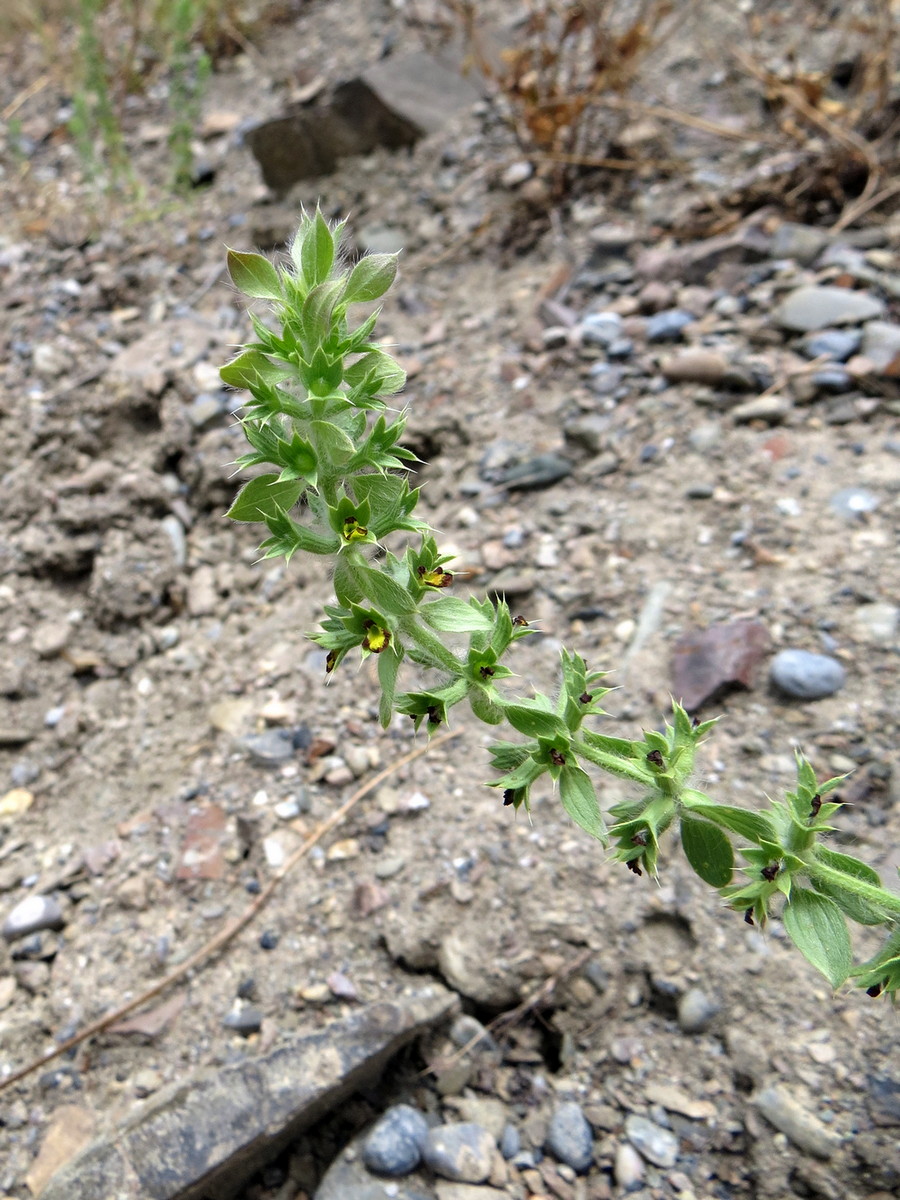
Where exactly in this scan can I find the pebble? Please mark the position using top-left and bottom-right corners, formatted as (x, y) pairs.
(773, 285), (884, 332)
(771, 221), (830, 265)
(222, 1005), (263, 1036)
(579, 311), (623, 348)
(624, 1114), (679, 1169)
(501, 160), (534, 188)
(240, 729), (295, 766)
(646, 309), (694, 342)
(853, 602), (898, 645)
(423, 1123), (495, 1183)
(860, 320), (900, 371)
(545, 1101), (594, 1173)
(677, 987), (718, 1033)
(753, 1085), (841, 1159)
(2, 894), (65, 942)
(828, 486), (879, 519)
(586, 362), (623, 395)
(614, 1142), (645, 1190)
(731, 393), (792, 424)
(770, 649), (846, 700)
(688, 420), (722, 452)
(362, 1104), (429, 1176)
(660, 348), (727, 386)
(811, 368), (853, 394)
(449, 1014), (498, 1053)
(499, 1124), (520, 1160)
(801, 329), (862, 361)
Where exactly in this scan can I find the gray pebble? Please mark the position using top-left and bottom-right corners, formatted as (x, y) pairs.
(754, 1085), (841, 1159)
(774, 285), (884, 332)
(545, 1101), (594, 1173)
(580, 310), (622, 347)
(2, 894), (65, 942)
(829, 486), (879, 520)
(624, 1114), (679, 1169)
(448, 1014), (498, 1053)
(239, 729), (295, 766)
(222, 1006), (263, 1036)
(422, 1123), (495, 1183)
(586, 362), (623, 395)
(860, 319), (900, 370)
(677, 987), (718, 1033)
(362, 1104), (429, 1177)
(853, 602), (898, 645)
(614, 1142), (645, 1190)
(770, 649), (845, 700)
(812, 368), (853, 394)
(801, 329), (861, 361)
(646, 309), (694, 342)
(499, 1123), (520, 1160)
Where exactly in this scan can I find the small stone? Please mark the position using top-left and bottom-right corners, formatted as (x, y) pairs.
(2, 894), (65, 942)
(677, 987), (718, 1033)
(828, 486), (879, 519)
(688, 420), (722, 452)
(240, 729), (295, 766)
(0, 788), (33, 817)
(811, 368), (853, 394)
(660, 348), (728, 386)
(585, 362), (623, 395)
(579, 311), (622, 348)
(771, 222), (830, 265)
(624, 1114), (679, 1169)
(853, 602), (898, 645)
(614, 1142), (645, 1190)
(33, 342), (70, 378)
(186, 564), (218, 616)
(449, 1014), (498, 1053)
(447, 1098), (507, 1141)
(32, 620), (70, 658)
(499, 1124), (520, 1160)
(754, 1085), (841, 1159)
(545, 1102), (594, 1173)
(731, 393), (792, 424)
(502, 160), (533, 188)
(770, 649), (845, 700)
(801, 329), (862, 361)
(362, 1104), (429, 1176)
(423, 1123), (496, 1183)
(774, 285), (884, 332)
(860, 320), (900, 371)
(646, 309), (694, 342)
(223, 1006), (264, 1036)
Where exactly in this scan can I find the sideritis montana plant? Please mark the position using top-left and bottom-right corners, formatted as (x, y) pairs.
(221, 209), (900, 1000)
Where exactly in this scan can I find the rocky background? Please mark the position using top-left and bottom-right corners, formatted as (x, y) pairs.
(0, 2), (899, 1199)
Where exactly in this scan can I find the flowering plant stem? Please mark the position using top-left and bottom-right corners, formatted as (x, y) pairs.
(223, 209), (900, 1000)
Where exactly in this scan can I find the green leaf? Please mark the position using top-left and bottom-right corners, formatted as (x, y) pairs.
(419, 595), (494, 633)
(680, 794), (777, 846)
(226, 249), (283, 300)
(311, 420), (356, 467)
(680, 814), (734, 887)
(301, 209), (335, 288)
(377, 646), (403, 728)
(504, 702), (568, 741)
(344, 349), (406, 397)
(810, 846), (887, 926)
(220, 348), (292, 390)
(344, 254), (398, 304)
(355, 563), (416, 617)
(226, 474), (303, 522)
(559, 765), (607, 845)
(782, 887), (852, 989)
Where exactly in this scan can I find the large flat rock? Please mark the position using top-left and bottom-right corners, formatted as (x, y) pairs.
(40, 986), (457, 1200)
(246, 52), (483, 193)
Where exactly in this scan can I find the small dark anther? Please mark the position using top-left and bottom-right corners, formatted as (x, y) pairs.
(646, 749), (664, 768)
(809, 793), (822, 820)
(761, 863), (779, 881)
(549, 748), (566, 766)
(631, 829), (649, 846)
(579, 692), (593, 704)
(867, 983), (884, 998)
(627, 859), (643, 876)
(744, 908), (755, 925)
